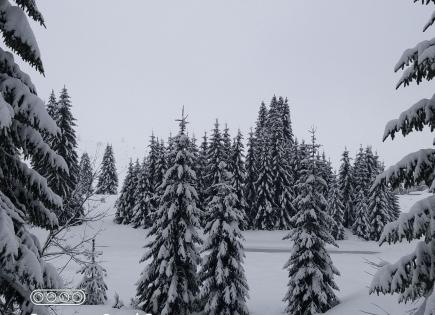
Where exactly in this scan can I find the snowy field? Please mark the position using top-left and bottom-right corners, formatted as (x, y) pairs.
(30, 191), (430, 315)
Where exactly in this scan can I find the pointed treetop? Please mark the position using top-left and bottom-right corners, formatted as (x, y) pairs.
(175, 106), (189, 134)
(308, 126), (321, 157)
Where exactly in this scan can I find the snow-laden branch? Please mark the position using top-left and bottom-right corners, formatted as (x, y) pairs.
(383, 95), (435, 141)
(378, 195), (435, 245)
(370, 241), (431, 304)
(373, 149), (435, 190)
(395, 37), (435, 88)
(0, 0), (43, 72)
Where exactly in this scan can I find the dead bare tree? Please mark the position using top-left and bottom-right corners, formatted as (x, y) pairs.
(40, 146), (112, 276)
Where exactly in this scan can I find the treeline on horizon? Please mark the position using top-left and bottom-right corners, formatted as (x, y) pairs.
(108, 95), (400, 241)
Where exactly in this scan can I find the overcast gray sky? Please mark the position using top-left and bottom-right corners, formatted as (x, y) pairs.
(19, 0), (435, 177)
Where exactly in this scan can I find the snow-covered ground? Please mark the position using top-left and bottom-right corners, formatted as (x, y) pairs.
(30, 191), (431, 315)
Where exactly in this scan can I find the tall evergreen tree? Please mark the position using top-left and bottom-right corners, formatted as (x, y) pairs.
(40, 87), (81, 225)
(196, 132), (209, 224)
(114, 160), (136, 224)
(365, 146), (378, 184)
(136, 110), (201, 315)
(253, 141), (275, 230)
(230, 129), (248, 229)
(46, 89), (59, 121)
(281, 97), (294, 148)
(166, 134), (176, 167)
(198, 161), (249, 315)
(352, 146), (370, 195)
(78, 152), (94, 198)
(51, 87), (80, 192)
(77, 239), (108, 305)
(338, 148), (354, 228)
(146, 134), (160, 216)
(189, 134), (199, 174)
(205, 120), (225, 209)
(367, 181), (391, 241)
(0, 4), (65, 314)
(147, 133), (159, 192)
(132, 158), (152, 228)
(96, 144), (118, 194)
(352, 189), (370, 240)
(254, 101), (268, 171)
(320, 152), (334, 193)
(283, 128), (339, 315)
(293, 140), (309, 197)
(386, 188), (400, 221)
(291, 138), (303, 187)
(155, 139), (167, 190)
(267, 96), (295, 229)
(244, 129), (257, 229)
(254, 101), (268, 144)
(328, 174), (345, 240)
(222, 123), (232, 165)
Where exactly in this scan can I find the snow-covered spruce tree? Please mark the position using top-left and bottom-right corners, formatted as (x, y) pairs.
(369, 3), (435, 311)
(49, 87), (80, 190)
(283, 128), (339, 315)
(365, 146), (378, 183)
(189, 134), (199, 178)
(166, 134), (176, 166)
(338, 148), (354, 228)
(155, 139), (167, 189)
(350, 146), (370, 230)
(281, 97), (294, 148)
(196, 132), (208, 225)
(327, 174), (345, 240)
(277, 97), (296, 188)
(291, 138), (302, 187)
(198, 161), (249, 315)
(352, 146), (370, 195)
(254, 101), (268, 143)
(222, 123), (232, 165)
(244, 128), (257, 229)
(96, 144), (118, 194)
(352, 189), (370, 240)
(32, 89), (58, 173)
(253, 101), (268, 171)
(320, 152), (334, 193)
(204, 120), (225, 219)
(132, 158), (152, 228)
(78, 152), (94, 198)
(386, 188), (400, 221)
(230, 129), (248, 229)
(147, 133), (158, 191)
(206, 120), (224, 185)
(41, 87), (82, 225)
(0, 3), (67, 314)
(253, 140), (275, 230)
(293, 140), (309, 198)
(135, 110), (201, 315)
(114, 160), (136, 224)
(367, 180), (391, 241)
(77, 239), (108, 305)
(374, 158), (400, 223)
(46, 89), (58, 119)
(146, 134), (160, 213)
(266, 96), (295, 229)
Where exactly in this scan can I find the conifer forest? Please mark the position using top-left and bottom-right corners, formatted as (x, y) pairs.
(1, 1), (435, 315)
